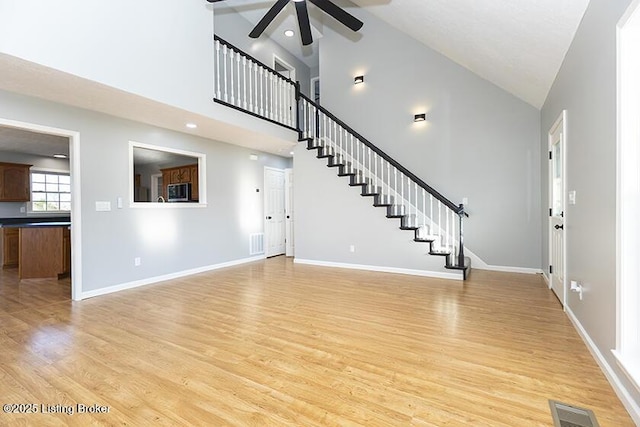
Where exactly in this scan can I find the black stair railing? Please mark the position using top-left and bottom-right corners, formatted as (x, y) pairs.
(298, 94), (468, 271)
(213, 35), (469, 273)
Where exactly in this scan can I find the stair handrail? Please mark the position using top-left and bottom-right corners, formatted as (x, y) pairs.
(298, 93), (467, 217)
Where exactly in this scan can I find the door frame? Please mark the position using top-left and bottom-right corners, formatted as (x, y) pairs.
(285, 168), (294, 257)
(0, 117), (82, 301)
(548, 110), (568, 307)
(273, 54), (296, 81)
(264, 166), (286, 258)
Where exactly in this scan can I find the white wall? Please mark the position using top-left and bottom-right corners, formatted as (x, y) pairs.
(0, 89), (289, 293)
(0, 0), (215, 115)
(305, 7), (541, 269)
(541, 0), (640, 420)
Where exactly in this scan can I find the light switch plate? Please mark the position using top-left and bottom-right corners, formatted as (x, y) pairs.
(568, 190), (576, 205)
(95, 201), (111, 211)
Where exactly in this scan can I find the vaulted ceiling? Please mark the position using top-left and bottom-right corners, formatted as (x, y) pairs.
(218, 0), (590, 108)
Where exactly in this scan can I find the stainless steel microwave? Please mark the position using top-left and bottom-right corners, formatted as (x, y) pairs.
(167, 183), (191, 202)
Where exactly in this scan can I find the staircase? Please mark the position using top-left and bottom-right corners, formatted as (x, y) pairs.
(213, 35), (471, 279)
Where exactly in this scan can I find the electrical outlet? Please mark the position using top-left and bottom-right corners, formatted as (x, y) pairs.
(19, 206), (26, 213)
(134, 257), (141, 267)
(349, 245), (355, 253)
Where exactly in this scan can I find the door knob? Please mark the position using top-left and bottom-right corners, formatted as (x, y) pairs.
(266, 216), (272, 220)
(554, 224), (564, 230)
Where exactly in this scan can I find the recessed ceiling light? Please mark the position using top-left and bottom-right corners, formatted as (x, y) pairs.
(284, 29), (295, 37)
(186, 123), (197, 129)
(53, 153), (68, 159)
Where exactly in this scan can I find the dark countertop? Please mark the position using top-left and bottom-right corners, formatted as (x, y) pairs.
(0, 216), (71, 227)
(2, 221), (71, 229)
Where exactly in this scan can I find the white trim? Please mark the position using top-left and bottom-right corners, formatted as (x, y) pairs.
(0, 117), (82, 301)
(612, 350), (640, 394)
(465, 249), (542, 275)
(566, 307), (640, 425)
(273, 54), (296, 82)
(473, 265), (543, 275)
(129, 202), (208, 209)
(79, 255), (266, 300)
(294, 258), (462, 281)
(548, 110), (568, 306)
(27, 169), (71, 215)
(541, 272), (550, 286)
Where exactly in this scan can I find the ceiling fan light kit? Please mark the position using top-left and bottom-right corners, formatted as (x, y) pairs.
(208, 0), (363, 46)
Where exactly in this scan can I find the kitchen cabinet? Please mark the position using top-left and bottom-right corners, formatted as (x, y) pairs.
(189, 165), (199, 202)
(19, 226), (71, 279)
(160, 163), (198, 201)
(0, 162), (31, 202)
(62, 227), (71, 277)
(1, 228), (19, 268)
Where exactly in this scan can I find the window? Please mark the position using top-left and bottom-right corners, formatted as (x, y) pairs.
(31, 171), (71, 212)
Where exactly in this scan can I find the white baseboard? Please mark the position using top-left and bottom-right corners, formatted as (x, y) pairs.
(294, 258), (462, 281)
(565, 307), (640, 425)
(79, 255), (265, 300)
(474, 265), (544, 275)
(541, 272), (550, 286)
(466, 249), (542, 275)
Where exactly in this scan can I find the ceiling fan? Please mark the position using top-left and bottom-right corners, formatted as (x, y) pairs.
(207, 0), (364, 46)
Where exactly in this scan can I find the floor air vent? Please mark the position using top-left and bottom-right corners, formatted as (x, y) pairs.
(249, 233), (264, 255)
(549, 400), (600, 427)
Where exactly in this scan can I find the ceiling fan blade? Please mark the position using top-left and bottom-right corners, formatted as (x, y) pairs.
(308, 0), (363, 32)
(249, 0), (290, 39)
(295, 1), (313, 46)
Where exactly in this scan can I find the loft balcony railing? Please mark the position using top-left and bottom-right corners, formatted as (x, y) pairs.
(213, 35), (468, 272)
(214, 35), (298, 131)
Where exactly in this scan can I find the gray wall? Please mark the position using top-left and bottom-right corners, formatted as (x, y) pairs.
(305, 7), (541, 269)
(0, 150), (70, 217)
(541, 0), (640, 413)
(214, 9), (312, 97)
(293, 143), (460, 278)
(0, 89), (289, 293)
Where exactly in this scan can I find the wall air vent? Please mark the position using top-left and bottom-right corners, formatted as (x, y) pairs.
(249, 233), (264, 255)
(549, 400), (600, 427)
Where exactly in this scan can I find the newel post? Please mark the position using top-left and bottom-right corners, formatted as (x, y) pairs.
(295, 81), (302, 139)
(457, 204), (465, 268)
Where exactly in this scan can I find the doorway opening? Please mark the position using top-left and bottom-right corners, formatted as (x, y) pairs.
(273, 55), (296, 81)
(0, 118), (81, 301)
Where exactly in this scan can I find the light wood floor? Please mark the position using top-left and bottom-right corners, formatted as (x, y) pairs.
(0, 258), (634, 426)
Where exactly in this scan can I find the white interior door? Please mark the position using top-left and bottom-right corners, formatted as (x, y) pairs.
(264, 167), (286, 257)
(285, 168), (294, 257)
(549, 111), (566, 305)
